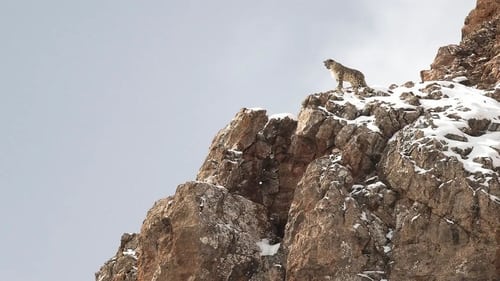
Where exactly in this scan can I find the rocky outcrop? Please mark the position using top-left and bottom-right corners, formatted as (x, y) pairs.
(284, 155), (393, 281)
(196, 108), (299, 237)
(95, 233), (139, 281)
(137, 183), (284, 281)
(96, 1), (500, 280)
(97, 81), (500, 281)
(379, 123), (499, 281)
(283, 82), (500, 280)
(462, 0), (499, 38)
(421, 0), (499, 90)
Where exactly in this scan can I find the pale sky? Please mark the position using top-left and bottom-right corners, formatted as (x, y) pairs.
(0, 1), (474, 281)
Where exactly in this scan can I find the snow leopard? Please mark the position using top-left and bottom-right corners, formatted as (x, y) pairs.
(324, 59), (367, 91)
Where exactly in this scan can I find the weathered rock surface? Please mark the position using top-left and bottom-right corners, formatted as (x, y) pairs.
(284, 155), (393, 281)
(421, 0), (500, 90)
(196, 108), (300, 237)
(137, 182), (284, 281)
(97, 81), (500, 281)
(96, 233), (139, 281)
(380, 124), (499, 281)
(462, 0), (499, 38)
(96, 1), (500, 280)
(283, 82), (500, 280)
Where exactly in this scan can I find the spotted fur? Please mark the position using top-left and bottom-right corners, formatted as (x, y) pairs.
(324, 59), (367, 91)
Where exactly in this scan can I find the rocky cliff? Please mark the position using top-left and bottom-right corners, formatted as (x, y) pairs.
(420, 0), (499, 90)
(96, 1), (500, 280)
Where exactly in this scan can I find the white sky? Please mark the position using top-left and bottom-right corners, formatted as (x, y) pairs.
(0, 1), (474, 281)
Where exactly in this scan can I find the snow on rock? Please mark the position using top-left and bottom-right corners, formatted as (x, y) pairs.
(286, 80), (499, 280)
(269, 112), (297, 120)
(407, 82), (500, 177)
(410, 214), (421, 223)
(98, 75), (500, 281)
(95, 233), (139, 281)
(319, 81), (499, 185)
(246, 107), (266, 112)
(122, 249), (137, 259)
(371, 81), (499, 278)
(256, 238), (281, 256)
(98, 53), (500, 281)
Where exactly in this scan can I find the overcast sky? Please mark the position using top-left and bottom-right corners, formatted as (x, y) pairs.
(0, 1), (474, 281)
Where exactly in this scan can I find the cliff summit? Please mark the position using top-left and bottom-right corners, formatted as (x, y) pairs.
(96, 1), (500, 280)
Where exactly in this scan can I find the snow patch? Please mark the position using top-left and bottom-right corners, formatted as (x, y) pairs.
(409, 82), (500, 175)
(410, 214), (421, 223)
(452, 76), (468, 83)
(383, 245), (392, 253)
(227, 149), (242, 156)
(356, 273), (375, 280)
(256, 239), (280, 256)
(270, 112), (297, 120)
(246, 107), (266, 112)
(360, 211), (369, 222)
(122, 249), (137, 260)
(480, 189), (500, 204)
(386, 228), (394, 240)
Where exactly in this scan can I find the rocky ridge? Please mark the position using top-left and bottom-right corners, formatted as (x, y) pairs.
(96, 1), (500, 280)
(97, 81), (500, 281)
(420, 0), (499, 90)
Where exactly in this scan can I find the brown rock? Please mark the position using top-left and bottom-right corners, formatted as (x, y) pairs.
(196, 108), (299, 235)
(421, 0), (500, 89)
(462, 0), (500, 38)
(95, 233), (139, 281)
(284, 156), (393, 281)
(96, 3), (500, 277)
(137, 182), (284, 281)
(400, 91), (421, 106)
(379, 126), (500, 280)
(97, 77), (500, 280)
(486, 88), (500, 102)
(339, 126), (386, 177)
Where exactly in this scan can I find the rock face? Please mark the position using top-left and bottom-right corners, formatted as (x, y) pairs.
(137, 183), (284, 281)
(462, 0), (499, 38)
(97, 82), (500, 281)
(420, 0), (499, 90)
(195, 108), (300, 237)
(284, 83), (500, 281)
(95, 233), (139, 281)
(96, 1), (500, 280)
